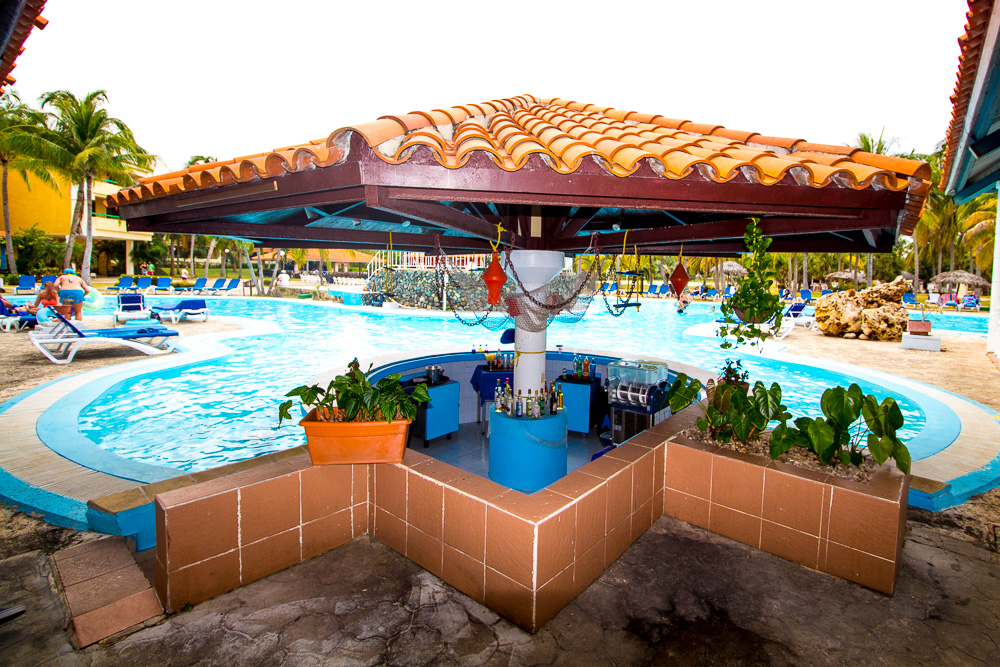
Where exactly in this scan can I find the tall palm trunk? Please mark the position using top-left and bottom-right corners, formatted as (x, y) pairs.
(255, 251), (266, 295)
(913, 240), (920, 293)
(2, 160), (15, 271)
(203, 238), (217, 280)
(801, 253), (808, 291)
(949, 238), (956, 272)
(80, 175), (95, 285)
(837, 254), (842, 272)
(267, 250), (284, 296)
(243, 248), (258, 293)
(867, 253), (873, 286)
(188, 236), (196, 273)
(62, 182), (86, 269)
(168, 236), (176, 276)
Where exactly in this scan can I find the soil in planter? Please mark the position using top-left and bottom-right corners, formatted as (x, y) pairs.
(680, 426), (877, 484)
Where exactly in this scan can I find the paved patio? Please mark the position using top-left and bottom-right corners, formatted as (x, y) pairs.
(3, 515), (998, 665)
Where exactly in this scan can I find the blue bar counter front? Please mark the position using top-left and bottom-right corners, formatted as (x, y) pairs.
(488, 410), (568, 493)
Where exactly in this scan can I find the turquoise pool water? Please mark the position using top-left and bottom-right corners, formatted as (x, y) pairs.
(69, 298), (933, 472)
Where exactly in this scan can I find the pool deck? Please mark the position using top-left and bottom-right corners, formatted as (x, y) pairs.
(0, 301), (997, 534)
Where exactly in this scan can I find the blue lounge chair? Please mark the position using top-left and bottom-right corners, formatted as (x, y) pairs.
(29, 310), (180, 364)
(657, 284), (671, 297)
(152, 299), (209, 323)
(721, 285), (735, 299)
(106, 276), (133, 293)
(202, 278), (226, 294)
(703, 288), (718, 300)
(645, 284), (659, 297)
(219, 278), (240, 294)
(15, 275), (35, 294)
(902, 292), (917, 308)
(126, 276), (153, 294)
(152, 277), (173, 294)
(784, 302), (816, 330)
(779, 288), (791, 301)
(174, 277), (207, 294)
(1, 299), (36, 332)
(799, 289), (813, 304)
(959, 294), (981, 312)
(39, 275), (57, 291)
(113, 293), (153, 326)
(821, 290), (833, 297)
(204, 278), (239, 295)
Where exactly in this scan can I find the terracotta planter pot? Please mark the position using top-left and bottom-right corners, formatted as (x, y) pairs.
(299, 409), (411, 465)
(907, 320), (932, 335)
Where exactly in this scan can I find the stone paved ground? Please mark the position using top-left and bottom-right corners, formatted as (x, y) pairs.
(3, 516), (998, 666)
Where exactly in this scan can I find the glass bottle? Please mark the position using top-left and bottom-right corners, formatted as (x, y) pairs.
(494, 379), (503, 412)
(557, 383), (564, 411)
(583, 356), (590, 378)
(515, 390), (523, 418)
(549, 385), (557, 415)
(589, 357), (596, 379)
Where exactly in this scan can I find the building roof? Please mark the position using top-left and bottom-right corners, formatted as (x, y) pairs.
(108, 95), (930, 256)
(0, 0), (46, 89)
(942, 0), (1000, 201)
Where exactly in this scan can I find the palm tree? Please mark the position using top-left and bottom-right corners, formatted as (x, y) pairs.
(0, 91), (57, 271)
(24, 90), (155, 282)
(960, 196), (996, 277)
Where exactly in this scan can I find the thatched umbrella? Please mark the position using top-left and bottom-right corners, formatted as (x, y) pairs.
(929, 270), (989, 290)
(900, 271), (914, 280)
(721, 260), (747, 276)
(825, 270), (868, 284)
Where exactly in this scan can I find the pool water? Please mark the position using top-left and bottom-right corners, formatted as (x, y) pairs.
(70, 298), (934, 472)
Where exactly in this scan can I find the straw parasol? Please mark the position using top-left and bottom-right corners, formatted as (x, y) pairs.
(900, 271), (914, 280)
(929, 270), (989, 290)
(825, 270), (868, 283)
(721, 260), (747, 276)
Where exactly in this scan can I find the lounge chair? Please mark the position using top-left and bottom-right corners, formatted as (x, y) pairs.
(657, 284), (671, 298)
(106, 276), (133, 293)
(1, 299), (35, 332)
(126, 276), (153, 294)
(15, 275), (35, 294)
(152, 299), (209, 323)
(902, 292), (917, 308)
(113, 293), (154, 326)
(174, 277), (207, 294)
(721, 285), (736, 300)
(703, 288), (718, 300)
(645, 284), (659, 297)
(202, 278), (226, 294)
(940, 294), (961, 310)
(152, 277), (173, 294)
(959, 294), (981, 312)
(29, 310), (180, 365)
(784, 302), (816, 329)
(799, 289), (813, 304)
(218, 278), (241, 294)
(39, 275), (57, 290)
(779, 288), (791, 301)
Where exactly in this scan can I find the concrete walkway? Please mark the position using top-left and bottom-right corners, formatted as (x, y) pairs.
(3, 516), (998, 665)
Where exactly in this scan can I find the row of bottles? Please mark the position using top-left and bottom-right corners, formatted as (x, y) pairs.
(566, 355), (596, 380)
(474, 344), (514, 371)
(494, 379), (564, 418)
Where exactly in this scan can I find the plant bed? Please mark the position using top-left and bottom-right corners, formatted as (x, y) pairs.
(663, 430), (909, 594)
(299, 408), (411, 464)
(907, 320), (932, 335)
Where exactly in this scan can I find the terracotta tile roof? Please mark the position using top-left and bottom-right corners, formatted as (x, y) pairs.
(942, 0), (995, 189)
(108, 95), (931, 231)
(1, 0), (47, 88)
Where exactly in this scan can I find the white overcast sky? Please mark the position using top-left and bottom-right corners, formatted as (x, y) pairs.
(11, 0), (970, 174)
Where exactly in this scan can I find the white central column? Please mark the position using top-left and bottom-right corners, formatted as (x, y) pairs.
(506, 250), (564, 396)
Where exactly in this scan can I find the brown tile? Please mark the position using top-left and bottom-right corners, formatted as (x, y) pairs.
(768, 459), (830, 485)
(709, 504), (761, 548)
(485, 567), (534, 632)
(55, 537), (136, 587)
(574, 539), (606, 595)
(832, 464), (905, 502)
(761, 520), (820, 570)
(605, 443), (648, 464)
(352, 502), (370, 539)
(824, 542), (897, 594)
(575, 485), (608, 557)
(140, 475), (198, 501)
(485, 506), (535, 588)
(711, 454), (764, 516)
(166, 550), (240, 613)
(227, 462), (296, 488)
(630, 498), (653, 543)
(578, 454), (630, 480)
(763, 467), (826, 536)
(492, 489), (570, 522)
(406, 525), (443, 577)
(653, 444), (665, 494)
(374, 463), (407, 519)
(87, 488), (151, 515)
(631, 451), (655, 510)
(352, 464), (369, 504)
(537, 505), (576, 587)
(449, 474), (508, 502)
(663, 489), (710, 529)
(407, 472), (444, 539)
(535, 563), (575, 628)
(410, 458), (463, 485)
(302, 509), (352, 561)
(402, 448), (433, 467)
(161, 489), (238, 571)
(820, 485), (832, 541)
(443, 488), (486, 560)
(267, 445), (309, 463)
(624, 430), (668, 449)
(154, 558), (167, 609)
(71, 588), (162, 648)
(374, 507), (407, 555)
(605, 518), (632, 568)
(653, 489), (664, 518)
(547, 470), (602, 499)
(239, 474), (300, 546)
(828, 487), (903, 560)
(665, 441), (713, 499)
(443, 545), (485, 602)
(301, 464), (352, 522)
(241, 527), (301, 585)
(156, 477), (235, 509)
(54, 539), (109, 563)
(64, 565), (151, 617)
(606, 469), (633, 530)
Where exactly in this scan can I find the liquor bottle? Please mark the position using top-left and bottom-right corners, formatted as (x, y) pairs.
(534, 390), (542, 418)
(494, 379), (503, 412)
(515, 390), (523, 418)
(557, 383), (564, 411)
(549, 385), (557, 415)
(504, 384), (512, 416)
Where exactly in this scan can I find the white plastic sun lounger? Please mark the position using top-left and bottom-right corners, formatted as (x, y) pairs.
(29, 310), (181, 364)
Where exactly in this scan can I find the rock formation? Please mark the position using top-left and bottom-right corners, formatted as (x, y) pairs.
(814, 277), (910, 340)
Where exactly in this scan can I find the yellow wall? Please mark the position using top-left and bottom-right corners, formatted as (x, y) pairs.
(5, 172), (73, 236)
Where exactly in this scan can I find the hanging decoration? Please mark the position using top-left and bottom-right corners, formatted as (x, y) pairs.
(669, 244), (689, 297)
(481, 225), (508, 305)
(600, 230), (642, 316)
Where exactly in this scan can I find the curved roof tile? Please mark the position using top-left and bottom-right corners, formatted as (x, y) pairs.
(107, 95), (931, 230)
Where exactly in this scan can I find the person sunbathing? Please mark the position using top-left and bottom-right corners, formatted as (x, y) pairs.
(26, 281), (59, 314)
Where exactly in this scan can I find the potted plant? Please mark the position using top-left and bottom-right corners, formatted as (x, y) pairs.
(719, 220), (784, 348)
(278, 358), (431, 465)
(908, 304), (932, 335)
(718, 357), (750, 393)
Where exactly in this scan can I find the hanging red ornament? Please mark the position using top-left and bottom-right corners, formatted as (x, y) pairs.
(669, 262), (689, 297)
(482, 252), (507, 305)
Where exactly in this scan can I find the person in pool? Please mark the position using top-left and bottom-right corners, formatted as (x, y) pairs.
(54, 269), (87, 321)
(676, 290), (691, 313)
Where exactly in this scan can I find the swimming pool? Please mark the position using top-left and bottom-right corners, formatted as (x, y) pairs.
(65, 297), (935, 472)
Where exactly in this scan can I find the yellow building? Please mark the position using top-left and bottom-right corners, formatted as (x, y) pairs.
(4, 172), (151, 274)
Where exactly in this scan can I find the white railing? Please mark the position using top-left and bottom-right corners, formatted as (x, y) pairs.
(366, 251), (491, 279)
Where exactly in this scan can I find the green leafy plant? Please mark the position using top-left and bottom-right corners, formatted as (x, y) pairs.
(718, 358), (749, 386)
(719, 220), (784, 349)
(769, 383), (911, 473)
(666, 373), (703, 413)
(697, 381), (790, 445)
(279, 358), (430, 426)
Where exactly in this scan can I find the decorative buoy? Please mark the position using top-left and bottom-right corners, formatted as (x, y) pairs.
(482, 252), (507, 305)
